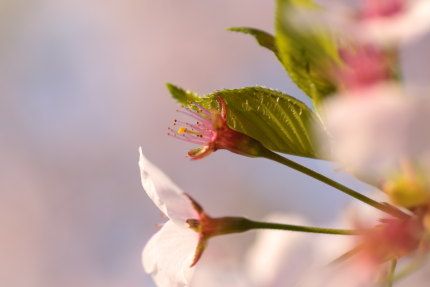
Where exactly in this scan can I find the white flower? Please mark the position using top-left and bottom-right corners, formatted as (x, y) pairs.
(139, 148), (200, 287)
(139, 148), (250, 286)
(143, 221), (200, 287)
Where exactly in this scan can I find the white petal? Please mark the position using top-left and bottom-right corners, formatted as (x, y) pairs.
(138, 147), (197, 223)
(143, 220), (199, 287)
(321, 84), (430, 178)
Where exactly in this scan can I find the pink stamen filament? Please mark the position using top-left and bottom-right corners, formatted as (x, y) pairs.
(172, 120), (214, 138)
(178, 127), (202, 136)
(189, 102), (212, 117)
(168, 126), (214, 145)
(173, 120), (210, 134)
(179, 129), (213, 142)
(188, 126), (213, 136)
(167, 132), (208, 145)
(177, 109), (211, 125)
(179, 134), (210, 145)
(168, 103), (219, 147)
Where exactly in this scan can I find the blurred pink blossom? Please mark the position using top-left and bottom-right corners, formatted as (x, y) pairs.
(321, 83), (430, 182)
(357, 0), (430, 45)
(291, 0), (430, 46)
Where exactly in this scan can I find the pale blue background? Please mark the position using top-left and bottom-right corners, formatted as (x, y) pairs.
(0, 1), (392, 286)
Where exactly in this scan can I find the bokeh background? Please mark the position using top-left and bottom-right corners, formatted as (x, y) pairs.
(0, 1), (396, 286)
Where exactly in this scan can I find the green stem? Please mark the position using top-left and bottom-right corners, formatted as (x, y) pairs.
(387, 259), (397, 287)
(330, 245), (363, 265)
(391, 255), (425, 282)
(246, 218), (357, 235)
(260, 149), (408, 219)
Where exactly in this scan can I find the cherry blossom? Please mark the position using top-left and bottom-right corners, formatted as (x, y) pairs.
(139, 148), (251, 286)
(169, 95), (264, 160)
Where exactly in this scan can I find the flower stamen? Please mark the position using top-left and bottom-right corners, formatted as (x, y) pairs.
(177, 126), (203, 137)
(169, 95), (266, 159)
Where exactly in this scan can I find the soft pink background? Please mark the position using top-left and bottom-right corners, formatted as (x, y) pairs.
(0, 1), (398, 286)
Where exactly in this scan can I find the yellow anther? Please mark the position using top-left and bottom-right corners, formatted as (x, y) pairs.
(177, 126), (202, 136)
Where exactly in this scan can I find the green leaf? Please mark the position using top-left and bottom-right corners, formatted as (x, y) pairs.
(168, 83), (325, 159)
(166, 83), (199, 105)
(228, 27), (280, 58)
(275, 0), (339, 107)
